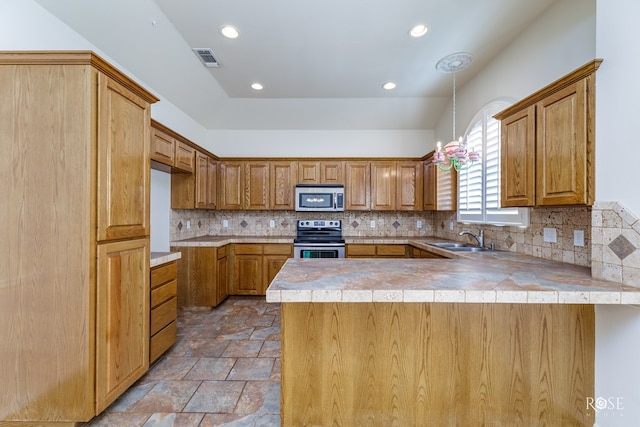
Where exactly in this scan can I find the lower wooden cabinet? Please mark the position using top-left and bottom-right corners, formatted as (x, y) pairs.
(346, 244), (407, 258)
(171, 245), (229, 308)
(231, 244), (293, 295)
(408, 245), (445, 259)
(96, 238), (150, 413)
(150, 261), (178, 363)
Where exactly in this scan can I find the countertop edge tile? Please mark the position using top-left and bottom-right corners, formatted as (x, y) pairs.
(150, 251), (182, 267)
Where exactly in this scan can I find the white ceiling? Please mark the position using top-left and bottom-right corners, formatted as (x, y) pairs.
(35, 0), (558, 130)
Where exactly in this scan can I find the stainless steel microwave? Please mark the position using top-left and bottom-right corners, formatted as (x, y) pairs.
(295, 184), (345, 212)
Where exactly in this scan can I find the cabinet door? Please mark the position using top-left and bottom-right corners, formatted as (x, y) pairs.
(218, 162), (244, 210)
(194, 152), (209, 209)
(233, 255), (263, 295)
(345, 161), (370, 210)
(264, 255), (289, 293)
(320, 161), (344, 184)
(97, 73), (150, 241)
(423, 160), (437, 210)
(96, 238), (149, 412)
(501, 106), (536, 207)
(371, 161), (395, 210)
(174, 141), (195, 173)
(396, 161), (422, 211)
(245, 161), (270, 210)
(297, 161), (320, 184)
(207, 158), (218, 209)
(270, 161), (296, 210)
(150, 127), (175, 166)
(536, 79), (590, 206)
(216, 246), (229, 305)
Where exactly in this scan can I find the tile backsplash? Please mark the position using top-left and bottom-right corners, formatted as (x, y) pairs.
(432, 206), (592, 267)
(171, 210), (434, 241)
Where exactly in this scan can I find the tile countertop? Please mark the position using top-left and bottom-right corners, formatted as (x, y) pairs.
(266, 239), (640, 305)
(150, 251), (182, 267)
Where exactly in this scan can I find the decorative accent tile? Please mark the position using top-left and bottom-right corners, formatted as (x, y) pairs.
(177, 221), (183, 231)
(609, 235), (635, 260)
(198, 220), (203, 228)
(240, 220), (249, 228)
(392, 221), (401, 229)
(504, 235), (514, 248)
(351, 220), (359, 228)
(281, 220), (289, 228)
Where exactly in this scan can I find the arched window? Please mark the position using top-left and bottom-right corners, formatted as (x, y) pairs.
(458, 100), (529, 226)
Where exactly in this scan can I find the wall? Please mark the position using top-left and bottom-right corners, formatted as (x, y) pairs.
(593, 1), (640, 425)
(150, 169), (171, 251)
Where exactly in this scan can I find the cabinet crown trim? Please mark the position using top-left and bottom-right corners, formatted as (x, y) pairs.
(494, 59), (602, 120)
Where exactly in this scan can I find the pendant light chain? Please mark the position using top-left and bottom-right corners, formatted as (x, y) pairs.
(452, 73), (456, 142)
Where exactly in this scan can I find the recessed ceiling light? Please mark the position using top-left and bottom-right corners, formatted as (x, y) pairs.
(409, 24), (428, 38)
(220, 25), (239, 39)
(251, 83), (264, 91)
(382, 82), (397, 90)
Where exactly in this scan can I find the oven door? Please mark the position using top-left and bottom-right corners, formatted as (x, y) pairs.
(294, 243), (345, 259)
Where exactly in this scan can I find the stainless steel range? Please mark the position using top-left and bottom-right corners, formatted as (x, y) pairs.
(293, 219), (345, 258)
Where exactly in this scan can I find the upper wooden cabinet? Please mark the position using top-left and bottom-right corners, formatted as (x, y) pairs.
(270, 161), (297, 210)
(371, 161), (422, 211)
(495, 59), (601, 207)
(423, 152), (457, 211)
(297, 161), (344, 184)
(345, 161), (371, 210)
(150, 121), (195, 174)
(245, 161), (270, 210)
(171, 151), (217, 209)
(218, 161), (244, 210)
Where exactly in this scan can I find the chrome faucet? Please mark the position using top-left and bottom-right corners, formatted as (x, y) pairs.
(458, 228), (484, 248)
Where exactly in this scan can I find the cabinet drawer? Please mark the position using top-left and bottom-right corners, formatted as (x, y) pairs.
(150, 321), (177, 363)
(347, 244), (376, 257)
(151, 280), (177, 309)
(263, 244), (292, 256)
(151, 297), (177, 335)
(151, 261), (177, 289)
(377, 245), (407, 257)
(234, 244), (263, 255)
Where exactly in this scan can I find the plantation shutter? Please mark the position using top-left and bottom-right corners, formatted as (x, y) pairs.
(457, 102), (529, 226)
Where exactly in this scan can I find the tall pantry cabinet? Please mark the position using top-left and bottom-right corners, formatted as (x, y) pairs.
(0, 52), (158, 425)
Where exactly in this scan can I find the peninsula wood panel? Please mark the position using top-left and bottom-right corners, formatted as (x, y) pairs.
(501, 106), (536, 207)
(281, 303), (594, 427)
(172, 246), (217, 307)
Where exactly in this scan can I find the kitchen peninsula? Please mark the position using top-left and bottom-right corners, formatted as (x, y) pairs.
(266, 245), (640, 426)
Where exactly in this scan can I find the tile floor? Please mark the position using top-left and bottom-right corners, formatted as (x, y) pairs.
(88, 296), (281, 427)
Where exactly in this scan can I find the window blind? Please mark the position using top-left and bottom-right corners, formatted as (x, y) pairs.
(457, 102), (529, 226)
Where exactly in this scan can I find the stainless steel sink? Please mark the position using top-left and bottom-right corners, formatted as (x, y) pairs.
(428, 242), (489, 252)
(428, 242), (473, 248)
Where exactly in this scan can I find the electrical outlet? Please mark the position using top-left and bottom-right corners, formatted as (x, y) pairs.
(370, 220), (376, 228)
(543, 227), (557, 243)
(574, 230), (585, 247)
(270, 220), (275, 228)
(222, 220), (229, 228)
(449, 221), (454, 231)
(417, 220), (423, 229)
(186, 220), (191, 229)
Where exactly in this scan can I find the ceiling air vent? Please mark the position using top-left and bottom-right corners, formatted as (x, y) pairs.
(192, 48), (220, 68)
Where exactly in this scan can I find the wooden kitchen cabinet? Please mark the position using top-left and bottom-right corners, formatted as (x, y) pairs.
(96, 238), (150, 412)
(345, 161), (371, 210)
(0, 52), (158, 425)
(219, 161), (244, 210)
(245, 161), (270, 210)
(150, 261), (178, 364)
(172, 246), (217, 307)
(270, 161), (297, 210)
(495, 59), (601, 207)
(346, 244), (408, 258)
(423, 152), (457, 211)
(175, 140), (195, 173)
(371, 160), (422, 211)
(297, 160), (344, 184)
(216, 245), (230, 304)
(263, 244), (293, 290)
(408, 245), (446, 259)
(230, 244), (292, 295)
(150, 126), (176, 167)
(171, 150), (217, 210)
